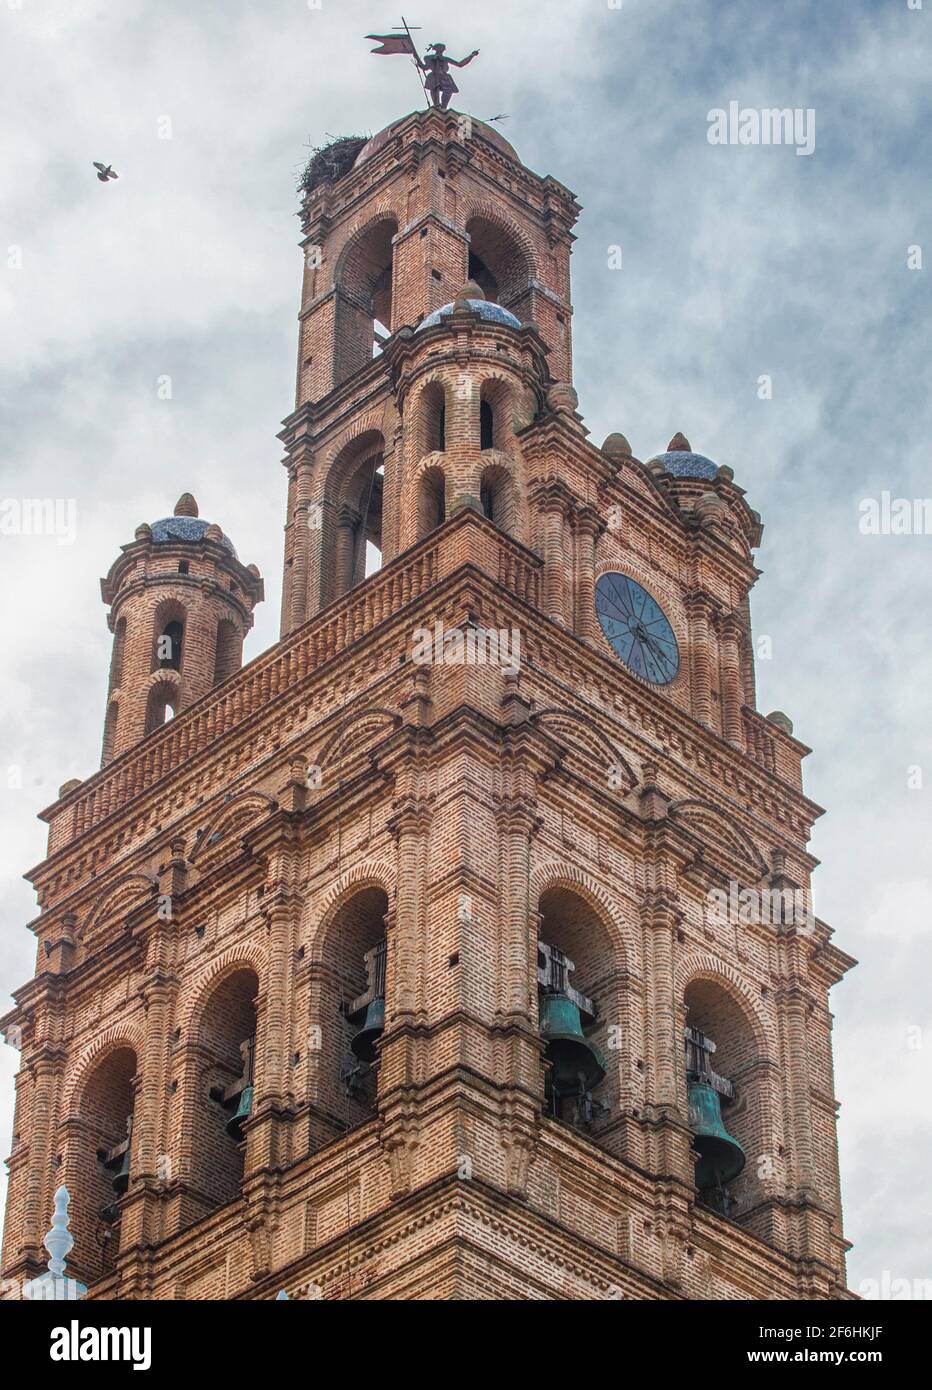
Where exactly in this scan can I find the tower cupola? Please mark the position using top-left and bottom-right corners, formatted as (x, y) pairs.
(99, 494), (264, 764)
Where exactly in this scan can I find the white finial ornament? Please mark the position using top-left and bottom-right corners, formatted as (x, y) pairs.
(22, 1186), (87, 1300)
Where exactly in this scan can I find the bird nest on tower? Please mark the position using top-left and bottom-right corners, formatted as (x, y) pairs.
(298, 135), (368, 200)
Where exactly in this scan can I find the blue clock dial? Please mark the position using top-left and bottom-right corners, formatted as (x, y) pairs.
(595, 573), (679, 685)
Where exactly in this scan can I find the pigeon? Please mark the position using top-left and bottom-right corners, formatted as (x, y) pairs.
(93, 162), (119, 182)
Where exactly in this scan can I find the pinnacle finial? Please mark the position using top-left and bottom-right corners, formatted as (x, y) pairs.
(667, 432), (691, 452)
(22, 1183), (87, 1300)
(174, 493), (199, 518)
(454, 280), (485, 303)
(44, 1185), (75, 1279)
(602, 432), (632, 460)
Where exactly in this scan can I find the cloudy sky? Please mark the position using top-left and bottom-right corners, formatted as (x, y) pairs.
(1, 0), (929, 1296)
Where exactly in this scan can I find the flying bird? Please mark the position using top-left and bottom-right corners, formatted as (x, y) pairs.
(93, 162), (119, 182)
(486, 114), (510, 123)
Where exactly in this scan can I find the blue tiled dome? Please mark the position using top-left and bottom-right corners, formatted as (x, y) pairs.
(150, 515), (238, 557)
(416, 299), (522, 332)
(647, 450), (719, 481)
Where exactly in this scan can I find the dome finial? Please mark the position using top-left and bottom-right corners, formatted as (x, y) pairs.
(602, 432), (632, 460)
(174, 493), (198, 518)
(667, 432), (691, 452)
(454, 280), (485, 304)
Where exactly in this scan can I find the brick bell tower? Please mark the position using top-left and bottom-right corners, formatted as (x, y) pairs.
(1, 106), (854, 1302)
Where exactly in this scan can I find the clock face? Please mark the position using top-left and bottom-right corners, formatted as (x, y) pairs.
(595, 573), (680, 685)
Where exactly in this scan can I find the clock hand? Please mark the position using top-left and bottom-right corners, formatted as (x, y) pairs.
(638, 631), (667, 674)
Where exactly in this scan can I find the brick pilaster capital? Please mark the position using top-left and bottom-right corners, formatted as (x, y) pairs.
(387, 795), (433, 839)
(140, 972), (178, 1009)
(684, 587), (721, 622)
(642, 890), (684, 931)
(335, 502), (361, 529)
(494, 796), (542, 837)
(571, 501), (607, 540)
(528, 478), (576, 515)
(25, 1044), (68, 1076)
(720, 611), (745, 644)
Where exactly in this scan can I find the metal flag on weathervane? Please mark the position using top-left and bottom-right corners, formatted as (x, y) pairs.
(367, 32), (417, 56)
(366, 22), (480, 110)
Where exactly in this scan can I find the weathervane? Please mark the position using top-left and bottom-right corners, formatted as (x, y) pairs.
(367, 19), (479, 110)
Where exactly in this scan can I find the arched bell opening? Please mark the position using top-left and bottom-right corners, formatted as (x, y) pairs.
(537, 887), (620, 1134)
(414, 379), (447, 456)
(65, 1045), (137, 1286)
(683, 978), (760, 1218)
(151, 600), (186, 675)
(192, 968), (259, 1211)
(478, 461), (519, 537)
(416, 466), (446, 539)
(333, 217), (398, 384)
(321, 433), (386, 604)
(465, 215), (533, 314)
(478, 378), (512, 455)
(347, 457), (384, 584)
(309, 886), (388, 1139)
(212, 618), (241, 687)
(144, 678), (178, 734)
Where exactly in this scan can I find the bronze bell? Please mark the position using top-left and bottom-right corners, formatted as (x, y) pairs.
(109, 1144), (131, 1197)
(347, 940), (387, 1065)
(100, 1112), (132, 1198)
(350, 996), (385, 1064)
(539, 993), (606, 1094)
(225, 1081), (253, 1141)
(688, 1080), (746, 1189)
(212, 1037), (255, 1141)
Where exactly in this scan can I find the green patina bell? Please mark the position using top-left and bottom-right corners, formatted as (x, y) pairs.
(110, 1144), (131, 1197)
(225, 1083), (253, 1141)
(687, 1080), (746, 1189)
(351, 996), (385, 1064)
(540, 993), (606, 1093)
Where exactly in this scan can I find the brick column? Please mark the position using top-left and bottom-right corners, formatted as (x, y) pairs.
(19, 1051), (63, 1271)
(720, 614), (744, 746)
(782, 983), (818, 1199)
(386, 798), (427, 1022)
(646, 893), (680, 1115)
(531, 482), (573, 627)
(287, 460), (316, 632)
(573, 504), (605, 641)
(334, 504), (360, 599)
(379, 759), (431, 1201)
(686, 590), (717, 727)
(391, 213), (469, 328)
(640, 818), (695, 1187)
(248, 847), (298, 1177)
(497, 801), (538, 1021)
(134, 977), (173, 1184)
